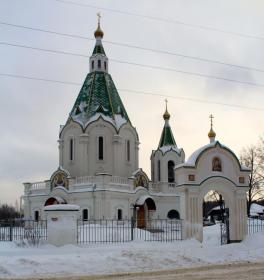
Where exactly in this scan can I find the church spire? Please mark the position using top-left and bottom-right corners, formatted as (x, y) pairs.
(208, 114), (216, 143)
(90, 13), (108, 73)
(69, 16), (131, 130)
(158, 100), (177, 148)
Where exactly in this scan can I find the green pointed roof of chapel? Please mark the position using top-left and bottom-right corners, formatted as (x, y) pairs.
(70, 71), (130, 129)
(158, 125), (176, 148)
(158, 103), (177, 148)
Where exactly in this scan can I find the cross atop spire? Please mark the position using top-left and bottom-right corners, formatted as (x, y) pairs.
(97, 12), (101, 26)
(209, 114), (214, 129)
(94, 12), (104, 38)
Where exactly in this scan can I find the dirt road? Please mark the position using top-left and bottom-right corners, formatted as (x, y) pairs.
(7, 262), (264, 280)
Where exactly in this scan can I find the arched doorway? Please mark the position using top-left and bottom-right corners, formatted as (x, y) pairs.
(135, 196), (156, 228)
(44, 196), (67, 206)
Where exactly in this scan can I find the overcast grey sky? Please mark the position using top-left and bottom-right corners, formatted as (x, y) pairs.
(0, 0), (264, 205)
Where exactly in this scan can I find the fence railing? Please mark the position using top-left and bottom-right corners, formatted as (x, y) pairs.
(0, 220), (47, 242)
(248, 217), (264, 234)
(77, 218), (182, 244)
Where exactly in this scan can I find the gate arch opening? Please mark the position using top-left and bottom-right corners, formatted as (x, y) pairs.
(201, 189), (229, 244)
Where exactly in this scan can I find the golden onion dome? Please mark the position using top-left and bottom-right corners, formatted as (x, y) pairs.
(163, 100), (170, 120)
(208, 127), (216, 138)
(94, 24), (104, 38)
(163, 108), (170, 120)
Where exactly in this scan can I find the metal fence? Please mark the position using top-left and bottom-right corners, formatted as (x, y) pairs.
(77, 218), (183, 244)
(0, 220), (47, 242)
(248, 217), (264, 234)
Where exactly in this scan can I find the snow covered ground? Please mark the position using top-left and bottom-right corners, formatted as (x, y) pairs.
(0, 224), (264, 279)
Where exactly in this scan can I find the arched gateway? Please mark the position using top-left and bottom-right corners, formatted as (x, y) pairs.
(175, 130), (250, 242)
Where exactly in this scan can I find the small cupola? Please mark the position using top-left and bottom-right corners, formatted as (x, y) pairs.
(208, 114), (216, 143)
(89, 13), (108, 73)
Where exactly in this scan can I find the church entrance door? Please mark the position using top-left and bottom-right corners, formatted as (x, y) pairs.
(137, 205), (145, 228)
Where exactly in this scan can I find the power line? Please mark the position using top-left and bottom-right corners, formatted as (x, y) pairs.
(1, 21), (263, 73)
(53, 0), (264, 41)
(0, 72), (264, 112)
(1, 41), (264, 88)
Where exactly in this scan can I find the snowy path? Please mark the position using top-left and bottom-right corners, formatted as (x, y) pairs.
(0, 225), (264, 279)
(6, 262), (264, 280)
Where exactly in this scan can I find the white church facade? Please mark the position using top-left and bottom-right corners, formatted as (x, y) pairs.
(22, 20), (250, 242)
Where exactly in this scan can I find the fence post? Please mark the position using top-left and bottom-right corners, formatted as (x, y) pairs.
(9, 222), (13, 242)
(131, 217), (134, 241)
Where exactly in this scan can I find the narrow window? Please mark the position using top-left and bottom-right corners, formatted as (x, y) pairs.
(126, 140), (130, 161)
(117, 209), (122, 220)
(98, 59), (101, 68)
(158, 160), (161, 181)
(98, 136), (104, 160)
(104, 61), (107, 70)
(168, 160), (175, 182)
(69, 138), (74, 161)
(34, 210), (39, 222)
(92, 60), (94, 70)
(212, 157), (222, 171)
(83, 209), (88, 221)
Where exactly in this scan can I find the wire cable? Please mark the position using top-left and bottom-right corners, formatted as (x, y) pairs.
(1, 72), (264, 112)
(1, 41), (263, 88)
(1, 21), (263, 73)
(53, 0), (264, 41)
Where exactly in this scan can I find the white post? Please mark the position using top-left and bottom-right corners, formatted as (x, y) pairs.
(44, 204), (80, 246)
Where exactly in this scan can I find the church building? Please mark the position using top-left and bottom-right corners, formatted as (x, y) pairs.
(22, 19), (250, 242)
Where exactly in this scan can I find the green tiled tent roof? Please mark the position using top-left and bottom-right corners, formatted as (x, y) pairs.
(70, 71), (130, 128)
(92, 44), (106, 55)
(158, 124), (177, 148)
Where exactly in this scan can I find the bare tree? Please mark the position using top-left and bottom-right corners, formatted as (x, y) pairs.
(0, 203), (20, 220)
(240, 139), (264, 216)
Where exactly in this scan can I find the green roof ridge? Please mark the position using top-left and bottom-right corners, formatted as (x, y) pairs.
(158, 123), (177, 148)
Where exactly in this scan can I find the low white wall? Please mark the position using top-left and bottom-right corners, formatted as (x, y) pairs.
(44, 204), (80, 246)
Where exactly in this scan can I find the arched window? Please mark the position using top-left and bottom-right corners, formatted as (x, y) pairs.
(117, 209), (122, 220)
(82, 209), (88, 221)
(212, 157), (222, 172)
(34, 210), (39, 221)
(92, 60), (94, 70)
(168, 161), (175, 182)
(104, 61), (107, 70)
(167, 210), (180, 219)
(98, 59), (101, 68)
(69, 138), (74, 161)
(126, 140), (130, 161)
(98, 136), (104, 160)
(158, 160), (161, 181)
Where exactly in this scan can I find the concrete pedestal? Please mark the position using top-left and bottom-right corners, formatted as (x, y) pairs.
(44, 204), (80, 246)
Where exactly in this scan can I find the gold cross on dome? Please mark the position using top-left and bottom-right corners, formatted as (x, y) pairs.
(209, 114), (214, 128)
(165, 98), (168, 109)
(97, 12), (101, 25)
